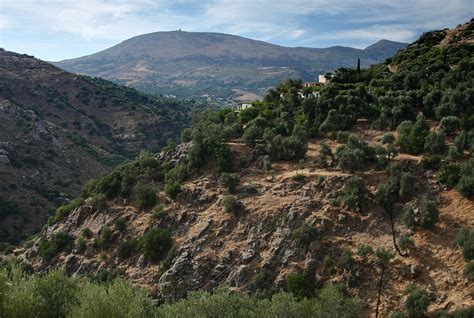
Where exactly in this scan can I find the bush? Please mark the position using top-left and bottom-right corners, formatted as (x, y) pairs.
(293, 223), (317, 248)
(437, 162), (461, 187)
(357, 245), (373, 259)
(76, 237), (87, 254)
(337, 131), (350, 143)
(424, 131), (446, 154)
(164, 180), (180, 200)
(285, 271), (315, 299)
(457, 173), (474, 198)
(135, 184), (156, 210)
(399, 172), (416, 199)
(397, 235), (415, 254)
(340, 176), (368, 211)
(81, 228), (92, 238)
(220, 173), (240, 193)
(453, 228), (474, 261)
(53, 204), (73, 223)
(152, 204), (167, 220)
(94, 226), (113, 250)
(465, 261), (474, 281)
(223, 195), (239, 213)
(1, 269), (79, 318)
(117, 240), (137, 260)
(382, 133), (396, 145)
(419, 196), (439, 229)
(397, 115), (430, 154)
(39, 232), (74, 261)
(404, 285), (430, 318)
(440, 116), (460, 135)
(114, 217), (126, 232)
(338, 249), (355, 272)
(68, 279), (157, 318)
(140, 228), (172, 262)
(421, 155), (442, 170)
(402, 206), (417, 229)
(318, 142), (335, 167)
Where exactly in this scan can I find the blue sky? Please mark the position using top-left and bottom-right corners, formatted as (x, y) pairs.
(0, 0), (472, 61)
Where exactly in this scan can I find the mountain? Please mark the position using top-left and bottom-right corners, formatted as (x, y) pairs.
(53, 32), (407, 101)
(16, 21), (474, 316)
(0, 49), (196, 243)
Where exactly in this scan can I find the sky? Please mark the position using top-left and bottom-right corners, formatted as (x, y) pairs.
(0, 0), (472, 61)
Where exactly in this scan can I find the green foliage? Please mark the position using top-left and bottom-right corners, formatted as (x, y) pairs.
(397, 235), (415, 254)
(403, 285), (430, 318)
(318, 142), (335, 167)
(418, 196), (439, 229)
(181, 128), (192, 142)
(140, 228), (172, 262)
(437, 162), (461, 187)
(285, 271), (315, 299)
(340, 176), (368, 211)
(375, 247), (394, 265)
(338, 249), (355, 272)
(223, 195), (239, 213)
(164, 179), (180, 200)
(336, 134), (374, 172)
(76, 237), (87, 254)
(457, 158), (474, 198)
(357, 245), (373, 259)
(114, 217), (127, 232)
(117, 240), (137, 260)
(94, 226), (113, 250)
(424, 131), (446, 154)
(292, 223), (317, 248)
(397, 115), (430, 155)
(68, 279), (156, 318)
(220, 173), (240, 193)
(0, 268), (79, 318)
(53, 200), (83, 223)
(39, 232), (74, 261)
(440, 116), (460, 135)
(135, 183), (157, 210)
(453, 228), (474, 261)
(402, 206), (417, 229)
(152, 204), (167, 220)
(464, 261), (474, 281)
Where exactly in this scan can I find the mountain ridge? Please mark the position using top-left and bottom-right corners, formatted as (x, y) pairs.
(53, 31), (407, 101)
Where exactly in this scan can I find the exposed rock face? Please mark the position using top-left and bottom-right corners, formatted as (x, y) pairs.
(20, 140), (474, 316)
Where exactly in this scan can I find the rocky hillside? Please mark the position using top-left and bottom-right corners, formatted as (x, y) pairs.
(53, 31), (406, 101)
(0, 50), (196, 243)
(15, 20), (474, 317)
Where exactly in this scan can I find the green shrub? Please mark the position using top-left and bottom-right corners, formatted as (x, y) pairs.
(181, 128), (192, 142)
(76, 237), (87, 254)
(164, 180), (180, 200)
(357, 245), (373, 259)
(438, 162), (461, 187)
(53, 205), (73, 223)
(440, 116), (460, 135)
(285, 271), (315, 299)
(323, 255), (337, 275)
(152, 204), (167, 220)
(457, 160), (474, 198)
(340, 176), (368, 211)
(81, 228), (92, 238)
(382, 133), (396, 145)
(39, 232), (74, 261)
(94, 226), (113, 250)
(337, 131), (350, 143)
(68, 279), (157, 318)
(223, 195), (239, 213)
(419, 196), (439, 229)
(399, 172), (416, 199)
(464, 261), (474, 281)
(397, 235), (415, 254)
(338, 249), (355, 272)
(318, 142), (335, 167)
(114, 217), (126, 232)
(453, 228), (474, 261)
(135, 184), (156, 210)
(220, 173), (240, 193)
(424, 131), (446, 154)
(402, 206), (417, 229)
(404, 285), (430, 318)
(117, 240), (137, 260)
(292, 223), (317, 248)
(140, 228), (172, 262)
(421, 155), (442, 170)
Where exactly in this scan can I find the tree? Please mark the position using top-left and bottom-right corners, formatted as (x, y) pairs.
(285, 271), (315, 299)
(318, 142), (335, 167)
(223, 195), (239, 213)
(424, 131), (446, 154)
(419, 196), (439, 229)
(341, 176), (368, 211)
(397, 235), (415, 254)
(439, 116), (460, 135)
(293, 223), (318, 248)
(404, 285), (430, 318)
(135, 184), (156, 210)
(140, 228), (172, 262)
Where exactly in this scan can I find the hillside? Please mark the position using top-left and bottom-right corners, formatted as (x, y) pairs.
(53, 31), (406, 102)
(0, 50), (197, 244)
(4, 20), (474, 317)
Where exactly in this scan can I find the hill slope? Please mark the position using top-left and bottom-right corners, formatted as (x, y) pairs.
(53, 32), (406, 101)
(14, 20), (474, 317)
(0, 50), (195, 243)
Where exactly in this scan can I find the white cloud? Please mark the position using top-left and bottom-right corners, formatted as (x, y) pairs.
(0, 0), (472, 59)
